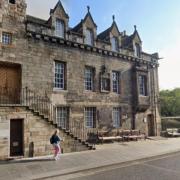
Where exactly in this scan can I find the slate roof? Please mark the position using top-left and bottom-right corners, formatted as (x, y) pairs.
(97, 21), (120, 42)
(26, 15), (51, 28)
(50, 0), (69, 18)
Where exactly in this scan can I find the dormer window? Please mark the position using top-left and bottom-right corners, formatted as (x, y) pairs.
(111, 37), (119, 52)
(85, 29), (94, 46)
(135, 43), (141, 58)
(9, 0), (16, 4)
(55, 19), (65, 38)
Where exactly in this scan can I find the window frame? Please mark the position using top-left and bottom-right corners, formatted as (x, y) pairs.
(85, 28), (94, 46)
(2, 32), (12, 45)
(55, 18), (65, 38)
(111, 36), (119, 52)
(112, 107), (121, 128)
(112, 71), (120, 94)
(84, 107), (96, 128)
(56, 107), (69, 129)
(54, 61), (66, 90)
(138, 74), (147, 96)
(135, 43), (141, 58)
(84, 66), (94, 91)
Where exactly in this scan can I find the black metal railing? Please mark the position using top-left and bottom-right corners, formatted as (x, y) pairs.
(0, 86), (98, 146)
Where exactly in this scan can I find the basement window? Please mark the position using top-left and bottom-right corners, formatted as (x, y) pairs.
(9, 0), (16, 4)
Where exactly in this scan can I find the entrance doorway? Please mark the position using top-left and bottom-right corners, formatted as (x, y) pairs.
(0, 62), (21, 104)
(147, 114), (155, 136)
(10, 119), (24, 156)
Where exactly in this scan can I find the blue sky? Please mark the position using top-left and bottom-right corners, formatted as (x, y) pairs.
(26, 0), (180, 90)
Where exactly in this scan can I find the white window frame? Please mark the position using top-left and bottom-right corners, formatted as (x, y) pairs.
(54, 61), (66, 90)
(2, 32), (12, 45)
(84, 107), (96, 128)
(56, 107), (69, 129)
(112, 71), (120, 93)
(112, 107), (121, 128)
(55, 19), (65, 38)
(84, 67), (94, 91)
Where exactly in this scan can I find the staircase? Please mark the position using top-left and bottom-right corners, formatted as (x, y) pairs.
(0, 87), (98, 154)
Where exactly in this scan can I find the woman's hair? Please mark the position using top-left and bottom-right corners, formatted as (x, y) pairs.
(54, 129), (59, 135)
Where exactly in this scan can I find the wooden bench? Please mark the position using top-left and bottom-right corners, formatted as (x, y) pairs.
(98, 131), (123, 144)
(122, 130), (146, 141)
(166, 128), (180, 137)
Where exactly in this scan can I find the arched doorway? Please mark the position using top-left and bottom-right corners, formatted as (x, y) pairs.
(147, 114), (155, 136)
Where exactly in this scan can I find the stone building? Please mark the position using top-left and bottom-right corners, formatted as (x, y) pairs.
(0, 0), (161, 160)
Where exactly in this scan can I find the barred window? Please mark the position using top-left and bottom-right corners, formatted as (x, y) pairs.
(112, 71), (120, 93)
(84, 107), (96, 128)
(85, 29), (94, 46)
(111, 37), (119, 52)
(112, 107), (121, 128)
(55, 19), (65, 38)
(2, 32), (12, 45)
(56, 107), (69, 129)
(139, 75), (147, 96)
(54, 61), (66, 90)
(84, 67), (94, 91)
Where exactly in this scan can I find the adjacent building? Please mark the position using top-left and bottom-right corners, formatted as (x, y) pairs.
(0, 0), (161, 159)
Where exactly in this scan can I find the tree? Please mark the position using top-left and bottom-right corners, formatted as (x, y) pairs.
(160, 88), (180, 117)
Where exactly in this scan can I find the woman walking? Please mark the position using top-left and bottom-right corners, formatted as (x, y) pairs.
(50, 129), (63, 160)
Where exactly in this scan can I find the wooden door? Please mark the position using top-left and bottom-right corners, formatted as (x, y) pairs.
(147, 114), (155, 136)
(0, 63), (21, 104)
(10, 119), (24, 156)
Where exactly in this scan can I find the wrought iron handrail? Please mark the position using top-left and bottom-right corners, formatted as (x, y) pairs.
(0, 86), (98, 146)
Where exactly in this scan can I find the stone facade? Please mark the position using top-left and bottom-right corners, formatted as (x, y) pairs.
(0, 0), (161, 159)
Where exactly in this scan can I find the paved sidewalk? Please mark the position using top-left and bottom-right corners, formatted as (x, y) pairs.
(1, 138), (180, 180)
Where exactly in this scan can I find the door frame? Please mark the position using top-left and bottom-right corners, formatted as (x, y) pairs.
(9, 119), (24, 157)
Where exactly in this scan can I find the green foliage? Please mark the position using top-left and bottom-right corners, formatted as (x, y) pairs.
(160, 88), (180, 117)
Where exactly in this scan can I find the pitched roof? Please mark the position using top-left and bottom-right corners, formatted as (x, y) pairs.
(71, 9), (97, 33)
(97, 21), (120, 41)
(26, 15), (51, 28)
(50, 0), (69, 18)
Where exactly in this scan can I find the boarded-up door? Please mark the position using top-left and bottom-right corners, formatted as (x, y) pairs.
(0, 63), (21, 104)
(10, 119), (24, 156)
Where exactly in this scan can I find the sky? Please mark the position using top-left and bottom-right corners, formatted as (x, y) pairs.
(26, 0), (180, 90)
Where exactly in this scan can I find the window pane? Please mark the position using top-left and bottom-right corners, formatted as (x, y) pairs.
(113, 108), (121, 128)
(112, 71), (120, 93)
(85, 29), (93, 46)
(111, 37), (118, 52)
(84, 67), (94, 91)
(55, 19), (65, 38)
(85, 107), (96, 128)
(54, 61), (65, 89)
(2, 32), (12, 45)
(56, 107), (69, 128)
(139, 75), (147, 96)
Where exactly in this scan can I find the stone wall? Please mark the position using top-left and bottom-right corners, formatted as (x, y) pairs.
(0, 107), (89, 160)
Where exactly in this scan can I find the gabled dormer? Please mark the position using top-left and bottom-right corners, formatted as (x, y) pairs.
(97, 16), (121, 52)
(122, 25), (142, 57)
(132, 25), (142, 58)
(50, 0), (69, 39)
(72, 6), (97, 46)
